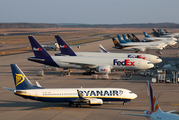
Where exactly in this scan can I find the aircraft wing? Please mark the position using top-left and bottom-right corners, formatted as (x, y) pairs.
(120, 112), (150, 117)
(59, 60), (98, 68)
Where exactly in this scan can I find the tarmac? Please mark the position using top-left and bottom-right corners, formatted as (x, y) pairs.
(1, 36), (179, 120)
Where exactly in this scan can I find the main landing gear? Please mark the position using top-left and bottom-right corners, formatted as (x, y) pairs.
(83, 71), (95, 75)
(69, 102), (81, 108)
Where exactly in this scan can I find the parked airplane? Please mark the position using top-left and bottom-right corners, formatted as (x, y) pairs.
(42, 42), (85, 51)
(123, 34), (167, 49)
(3, 64), (138, 107)
(127, 34), (140, 42)
(28, 36), (154, 75)
(55, 35), (162, 64)
(120, 81), (179, 120)
(113, 36), (163, 53)
(143, 32), (177, 47)
(152, 28), (179, 38)
(41, 42), (59, 51)
(118, 35), (166, 49)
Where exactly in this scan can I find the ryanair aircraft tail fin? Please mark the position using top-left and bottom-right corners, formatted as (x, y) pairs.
(10, 64), (42, 90)
(55, 35), (76, 56)
(147, 81), (162, 113)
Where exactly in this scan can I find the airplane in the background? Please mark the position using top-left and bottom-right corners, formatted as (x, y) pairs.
(112, 37), (164, 54)
(118, 35), (166, 49)
(152, 28), (179, 38)
(42, 41), (86, 51)
(28, 36), (154, 75)
(3, 64), (138, 107)
(55, 35), (162, 64)
(120, 81), (179, 120)
(143, 32), (177, 47)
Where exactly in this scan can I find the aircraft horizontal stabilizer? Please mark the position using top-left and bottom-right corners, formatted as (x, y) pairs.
(3, 87), (15, 91)
(120, 112), (149, 117)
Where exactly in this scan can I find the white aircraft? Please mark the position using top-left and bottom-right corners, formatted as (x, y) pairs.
(4, 64), (137, 107)
(42, 42), (85, 51)
(152, 28), (179, 39)
(28, 36), (154, 74)
(55, 35), (162, 64)
(41, 42), (59, 51)
(117, 35), (167, 49)
(143, 32), (177, 47)
(112, 38), (163, 54)
(121, 81), (179, 120)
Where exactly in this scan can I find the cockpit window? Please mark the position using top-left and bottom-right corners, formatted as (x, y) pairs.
(129, 92), (132, 94)
(147, 62), (152, 64)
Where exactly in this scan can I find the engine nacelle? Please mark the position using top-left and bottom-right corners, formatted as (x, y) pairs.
(96, 65), (111, 73)
(140, 48), (146, 52)
(89, 98), (103, 106)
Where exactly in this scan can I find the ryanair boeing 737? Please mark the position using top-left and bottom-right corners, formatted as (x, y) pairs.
(3, 64), (137, 107)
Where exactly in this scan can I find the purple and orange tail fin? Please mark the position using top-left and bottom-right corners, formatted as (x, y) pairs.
(147, 81), (162, 113)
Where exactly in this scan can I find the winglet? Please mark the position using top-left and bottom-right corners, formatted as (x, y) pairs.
(99, 44), (109, 53)
(55, 35), (76, 56)
(77, 90), (84, 99)
(147, 81), (162, 113)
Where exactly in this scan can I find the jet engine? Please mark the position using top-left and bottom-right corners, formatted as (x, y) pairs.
(89, 98), (103, 106)
(140, 48), (146, 52)
(96, 65), (111, 73)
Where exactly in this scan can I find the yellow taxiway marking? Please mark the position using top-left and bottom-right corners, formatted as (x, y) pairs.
(42, 107), (63, 110)
(171, 103), (179, 105)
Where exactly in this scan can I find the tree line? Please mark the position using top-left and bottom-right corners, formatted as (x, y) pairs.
(0, 22), (179, 28)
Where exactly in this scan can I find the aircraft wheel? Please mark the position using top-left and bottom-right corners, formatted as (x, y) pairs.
(76, 104), (81, 108)
(123, 102), (126, 105)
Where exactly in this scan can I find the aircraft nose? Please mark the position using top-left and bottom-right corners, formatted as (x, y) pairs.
(157, 58), (162, 63)
(133, 93), (137, 99)
(173, 38), (177, 41)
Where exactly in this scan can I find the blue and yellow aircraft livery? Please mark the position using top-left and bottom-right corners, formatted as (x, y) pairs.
(3, 64), (137, 107)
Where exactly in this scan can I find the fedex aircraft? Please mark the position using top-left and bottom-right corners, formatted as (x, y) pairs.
(4, 64), (138, 107)
(55, 35), (162, 64)
(121, 81), (179, 120)
(112, 38), (163, 53)
(143, 32), (177, 47)
(27, 36), (154, 74)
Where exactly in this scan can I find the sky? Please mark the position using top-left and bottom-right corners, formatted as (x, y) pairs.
(0, 0), (179, 24)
